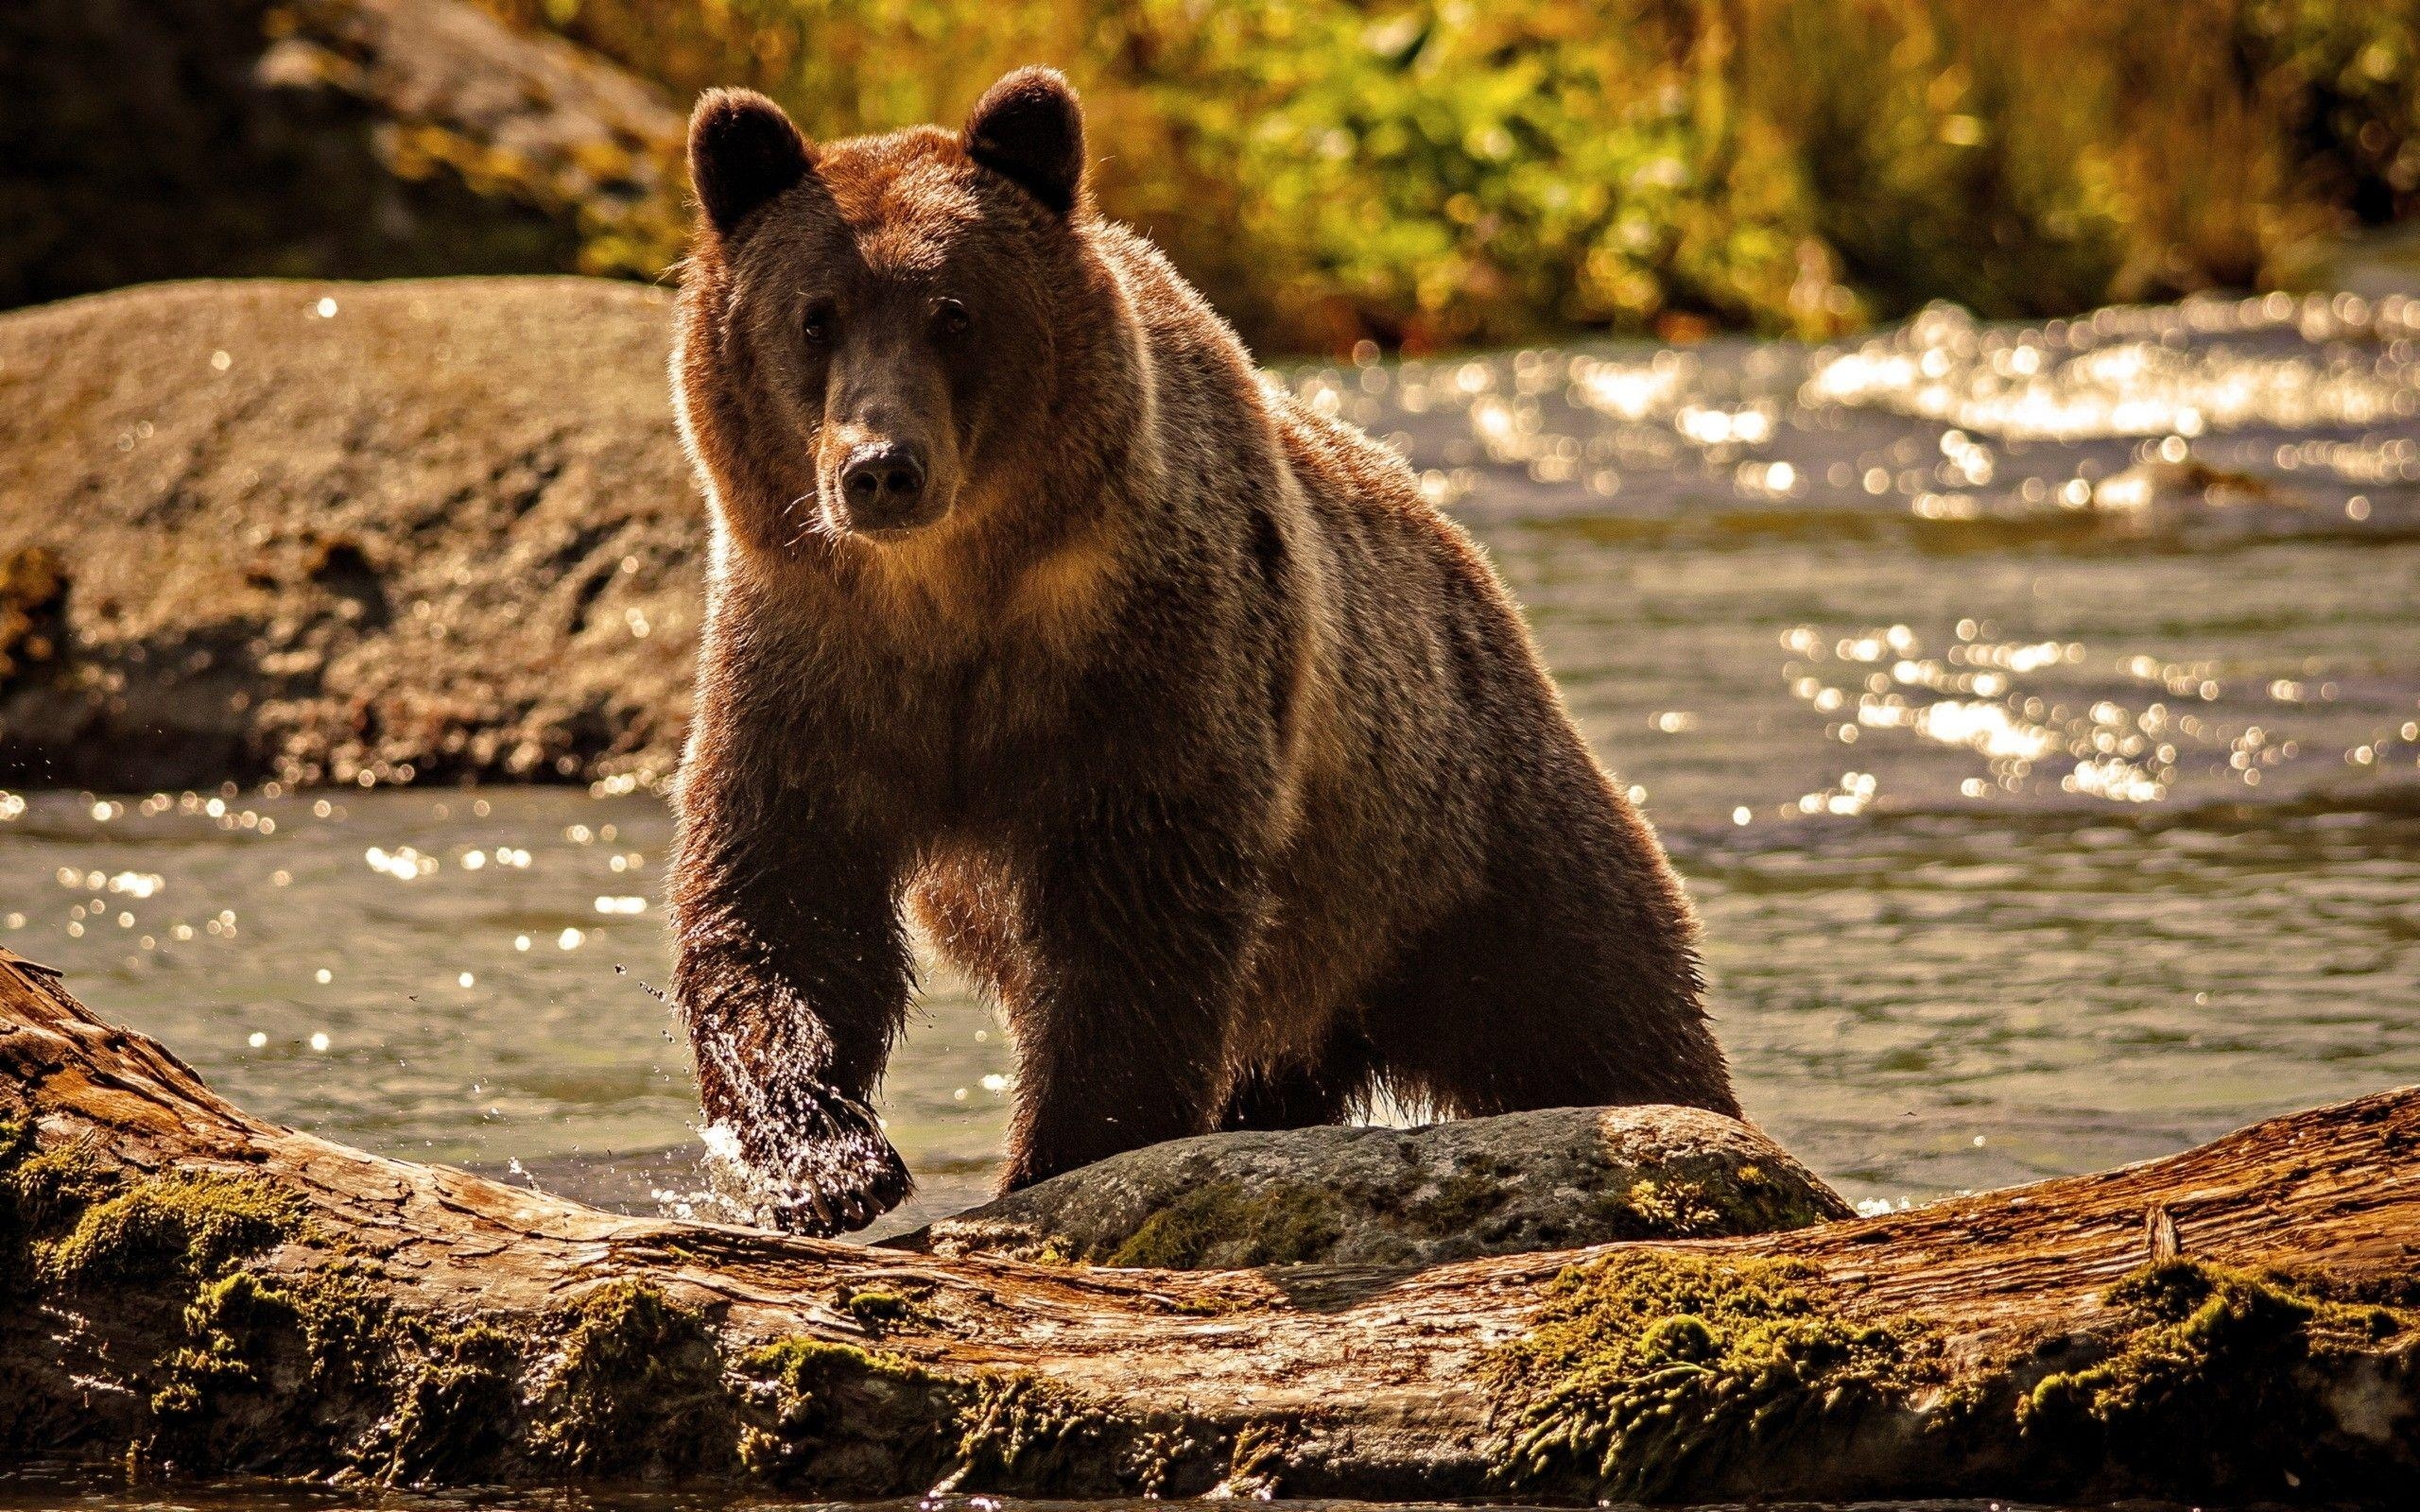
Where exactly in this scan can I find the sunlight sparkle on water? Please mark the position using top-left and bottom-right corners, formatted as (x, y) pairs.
(1806, 294), (2420, 441)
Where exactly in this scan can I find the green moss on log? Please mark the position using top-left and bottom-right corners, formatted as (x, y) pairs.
(2019, 1258), (2415, 1500)
(947, 1370), (1201, 1497)
(837, 1286), (918, 1331)
(735, 1337), (965, 1493)
(147, 1262), (392, 1469)
(735, 1341), (1201, 1497)
(526, 1279), (737, 1479)
(0, 1113), (32, 1288)
(43, 1171), (303, 1285)
(148, 1274), (529, 1483)
(372, 1319), (522, 1484)
(5, 1132), (122, 1241)
(1489, 1250), (1943, 1501)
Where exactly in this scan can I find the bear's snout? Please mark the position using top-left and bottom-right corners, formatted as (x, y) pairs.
(834, 439), (934, 533)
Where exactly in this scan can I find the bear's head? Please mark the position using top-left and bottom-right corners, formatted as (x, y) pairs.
(676, 68), (1118, 558)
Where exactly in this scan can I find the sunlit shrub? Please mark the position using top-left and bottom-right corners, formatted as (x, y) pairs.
(476, 0), (2420, 352)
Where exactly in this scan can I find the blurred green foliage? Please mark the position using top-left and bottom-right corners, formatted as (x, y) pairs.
(481, 0), (2420, 352)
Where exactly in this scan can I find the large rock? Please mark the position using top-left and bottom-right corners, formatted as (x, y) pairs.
(889, 1105), (1853, 1268)
(1, 0), (687, 311)
(0, 276), (700, 790)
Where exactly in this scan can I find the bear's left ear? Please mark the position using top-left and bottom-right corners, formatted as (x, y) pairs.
(962, 66), (1086, 216)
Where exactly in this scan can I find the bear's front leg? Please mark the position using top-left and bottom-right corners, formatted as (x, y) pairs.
(998, 793), (1267, 1190)
(669, 778), (914, 1235)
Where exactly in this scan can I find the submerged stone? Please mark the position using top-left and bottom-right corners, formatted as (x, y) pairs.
(889, 1104), (1852, 1268)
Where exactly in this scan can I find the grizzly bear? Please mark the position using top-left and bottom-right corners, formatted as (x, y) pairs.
(667, 67), (1739, 1235)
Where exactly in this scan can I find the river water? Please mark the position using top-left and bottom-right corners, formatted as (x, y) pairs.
(3, 293), (2417, 1242)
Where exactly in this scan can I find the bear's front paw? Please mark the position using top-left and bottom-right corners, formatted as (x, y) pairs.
(703, 1080), (913, 1237)
(762, 1144), (914, 1237)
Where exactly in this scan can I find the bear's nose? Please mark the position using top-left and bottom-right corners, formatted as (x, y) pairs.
(838, 441), (927, 517)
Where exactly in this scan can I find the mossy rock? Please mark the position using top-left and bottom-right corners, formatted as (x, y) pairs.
(890, 1105), (1852, 1268)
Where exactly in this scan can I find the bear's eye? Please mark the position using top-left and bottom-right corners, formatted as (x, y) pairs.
(800, 302), (836, 346)
(935, 299), (971, 338)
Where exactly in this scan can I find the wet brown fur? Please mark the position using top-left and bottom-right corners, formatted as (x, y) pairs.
(667, 70), (1737, 1234)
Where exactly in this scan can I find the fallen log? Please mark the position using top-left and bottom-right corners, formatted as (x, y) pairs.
(0, 946), (2413, 1503)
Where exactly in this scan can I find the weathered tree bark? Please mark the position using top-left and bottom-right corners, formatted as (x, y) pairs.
(1, 945), (2414, 1502)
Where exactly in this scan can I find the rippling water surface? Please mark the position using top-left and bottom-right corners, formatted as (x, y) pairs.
(4, 292), (2417, 1236)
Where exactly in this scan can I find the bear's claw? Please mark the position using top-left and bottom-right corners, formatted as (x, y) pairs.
(761, 1131), (913, 1237)
(706, 1075), (913, 1237)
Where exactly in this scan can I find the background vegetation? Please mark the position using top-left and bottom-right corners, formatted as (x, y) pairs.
(473, 0), (2420, 351)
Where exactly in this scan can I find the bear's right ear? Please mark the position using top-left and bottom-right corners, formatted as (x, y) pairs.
(962, 67), (1085, 215)
(689, 89), (814, 235)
